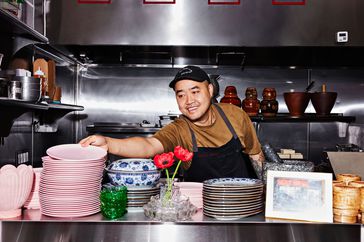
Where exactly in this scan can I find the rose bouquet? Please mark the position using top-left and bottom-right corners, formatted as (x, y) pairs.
(153, 146), (193, 203)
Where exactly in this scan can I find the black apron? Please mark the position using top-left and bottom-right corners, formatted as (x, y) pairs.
(184, 104), (257, 182)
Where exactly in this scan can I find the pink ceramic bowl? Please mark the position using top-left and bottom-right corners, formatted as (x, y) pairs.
(0, 164), (34, 218)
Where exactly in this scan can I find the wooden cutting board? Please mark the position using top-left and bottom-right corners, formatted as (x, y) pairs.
(47, 60), (56, 99)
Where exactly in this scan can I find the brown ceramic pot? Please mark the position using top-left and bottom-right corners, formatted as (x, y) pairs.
(242, 87), (260, 116)
(311, 92), (337, 116)
(284, 92), (311, 117)
(220, 86), (242, 107)
(261, 87), (278, 117)
(260, 99), (279, 117)
(262, 88), (277, 100)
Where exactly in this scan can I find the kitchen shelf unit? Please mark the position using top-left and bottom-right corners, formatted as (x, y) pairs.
(86, 113), (355, 135)
(0, 98), (84, 137)
(0, 8), (48, 43)
(250, 113), (355, 123)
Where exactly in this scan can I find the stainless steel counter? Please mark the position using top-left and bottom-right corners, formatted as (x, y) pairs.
(0, 209), (361, 242)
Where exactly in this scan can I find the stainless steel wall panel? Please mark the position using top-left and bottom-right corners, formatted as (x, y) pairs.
(46, 0), (364, 46)
(78, 66), (364, 165)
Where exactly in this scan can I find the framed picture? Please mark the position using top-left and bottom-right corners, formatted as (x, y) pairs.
(143, 0), (176, 4)
(208, 0), (240, 5)
(272, 0), (305, 5)
(265, 170), (333, 223)
(78, 0), (112, 4)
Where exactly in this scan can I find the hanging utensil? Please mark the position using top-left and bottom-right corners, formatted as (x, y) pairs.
(305, 81), (315, 92)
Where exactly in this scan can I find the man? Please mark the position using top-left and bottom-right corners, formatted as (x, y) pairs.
(80, 65), (265, 182)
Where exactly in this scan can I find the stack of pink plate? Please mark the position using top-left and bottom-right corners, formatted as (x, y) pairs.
(24, 167), (43, 209)
(39, 144), (106, 217)
(175, 182), (203, 209)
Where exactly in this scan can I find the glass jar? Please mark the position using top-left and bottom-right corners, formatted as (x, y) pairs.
(242, 87), (260, 116)
(100, 186), (127, 219)
(143, 183), (197, 222)
(220, 86), (241, 107)
(260, 88), (279, 117)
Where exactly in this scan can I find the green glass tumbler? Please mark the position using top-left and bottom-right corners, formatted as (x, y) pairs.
(100, 186), (127, 219)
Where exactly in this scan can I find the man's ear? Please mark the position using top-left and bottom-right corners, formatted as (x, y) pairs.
(208, 83), (214, 97)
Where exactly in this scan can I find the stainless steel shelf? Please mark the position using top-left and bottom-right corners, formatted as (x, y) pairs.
(86, 113), (355, 135)
(0, 8), (48, 43)
(250, 113), (355, 123)
(0, 209), (361, 242)
(86, 125), (161, 134)
(0, 99), (83, 136)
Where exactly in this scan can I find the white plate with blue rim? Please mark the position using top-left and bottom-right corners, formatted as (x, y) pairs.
(203, 178), (263, 189)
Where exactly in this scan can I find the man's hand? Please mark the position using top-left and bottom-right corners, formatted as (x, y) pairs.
(79, 135), (108, 151)
(249, 151), (265, 180)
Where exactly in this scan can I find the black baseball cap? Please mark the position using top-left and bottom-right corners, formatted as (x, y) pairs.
(169, 65), (211, 89)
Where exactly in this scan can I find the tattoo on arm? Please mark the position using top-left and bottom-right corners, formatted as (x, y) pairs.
(249, 151), (265, 180)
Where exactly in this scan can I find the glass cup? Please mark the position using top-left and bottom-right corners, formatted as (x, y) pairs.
(100, 186), (127, 219)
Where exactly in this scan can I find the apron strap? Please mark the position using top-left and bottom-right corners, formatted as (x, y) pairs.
(187, 123), (198, 153)
(213, 104), (238, 139)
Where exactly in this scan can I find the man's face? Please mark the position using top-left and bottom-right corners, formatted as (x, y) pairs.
(174, 79), (214, 122)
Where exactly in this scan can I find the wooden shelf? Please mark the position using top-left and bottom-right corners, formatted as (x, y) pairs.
(0, 8), (48, 43)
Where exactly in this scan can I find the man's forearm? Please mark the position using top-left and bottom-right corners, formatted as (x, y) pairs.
(106, 136), (164, 158)
(249, 151), (265, 180)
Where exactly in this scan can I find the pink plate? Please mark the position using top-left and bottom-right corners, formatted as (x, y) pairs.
(39, 180), (101, 189)
(42, 157), (106, 166)
(175, 182), (203, 189)
(40, 208), (100, 218)
(40, 206), (100, 213)
(46, 144), (107, 161)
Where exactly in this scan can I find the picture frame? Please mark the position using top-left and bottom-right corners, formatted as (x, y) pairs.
(77, 0), (112, 4)
(272, 0), (305, 5)
(208, 0), (240, 5)
(265, 170), (333, 223)
(143, 0), (176, 4)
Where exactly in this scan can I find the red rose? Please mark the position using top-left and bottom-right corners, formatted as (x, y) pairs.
(174, 146), (193, 162)
(153, 152), (174, 169)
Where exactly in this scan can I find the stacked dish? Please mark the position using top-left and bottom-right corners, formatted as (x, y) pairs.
(103, 183), (160, 209)
(127, 186), (160, 208)
(39, 144), (106, 217)
(203, 178), (264, 220)
(24, 167), (42, 209)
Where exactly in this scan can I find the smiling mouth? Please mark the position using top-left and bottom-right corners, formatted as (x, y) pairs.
(187, 106), (198, 112)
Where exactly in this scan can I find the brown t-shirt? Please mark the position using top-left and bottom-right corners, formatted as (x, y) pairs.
(153, 103), (262, 155)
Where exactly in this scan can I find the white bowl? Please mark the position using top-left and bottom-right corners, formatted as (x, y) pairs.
(106, 158), (157, 172)
(106, 169), (160, 188)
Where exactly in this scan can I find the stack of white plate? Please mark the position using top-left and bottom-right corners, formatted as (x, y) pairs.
(203, 178), (264, 220)
(103, 183), (160, 210)
(175, 182), (203, 209)
(127, 186), (160, 208)
(24, 167), (42, 209)
(39, 144), (106, 217)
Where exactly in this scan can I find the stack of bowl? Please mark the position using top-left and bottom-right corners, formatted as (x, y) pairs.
(105, 158), (161, 208)
(13, 76), (41, 102)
